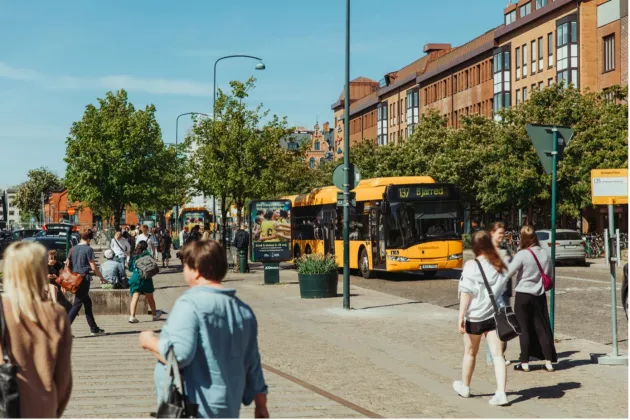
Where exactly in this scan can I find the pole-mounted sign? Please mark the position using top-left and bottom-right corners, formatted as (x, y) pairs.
(526, 124), (574, 335)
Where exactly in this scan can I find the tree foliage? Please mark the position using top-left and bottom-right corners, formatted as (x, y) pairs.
(14, 167), (64, 222)
(65, 89), (182, 227)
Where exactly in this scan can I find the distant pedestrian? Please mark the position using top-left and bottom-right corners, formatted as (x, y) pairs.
(151, 227), (160, 260)
(111, 231), (130, 266)
(178, 226), (189, 250)
(46, 249), (73, 313)
(139, 240), (269, 418)
(187, 225), (202, 244)
(68, 227), (106, 335)
(201, 230), (211, 241)
(101, 249), (128, 289)
(234, 224), (250, 273)
(506, 225), (557, 372)
(454, 230), (510, 406)
(137, 225), (156, 260)
(159, 230), (173, 268)
(124, 230), (135, 263)
(128, 241), (163, 323)
(1, 241), (73, 417)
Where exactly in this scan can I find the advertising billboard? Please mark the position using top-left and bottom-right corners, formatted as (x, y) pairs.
(249, 200), (292, 262)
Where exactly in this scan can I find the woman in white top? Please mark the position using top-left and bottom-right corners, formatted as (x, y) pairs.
(110, 231), (130, 266)
(454, 230), (510, 406)
(505, 225), (557, 372)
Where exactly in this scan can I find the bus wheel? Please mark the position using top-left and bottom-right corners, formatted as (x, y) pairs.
(360, 248), (373, 279)
(294, 245), (301, 260)
(305, 245), (312, 255)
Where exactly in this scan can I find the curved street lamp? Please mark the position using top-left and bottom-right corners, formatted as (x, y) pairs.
(212, 55), (265, 242)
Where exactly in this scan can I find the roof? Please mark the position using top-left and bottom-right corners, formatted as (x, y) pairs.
(337, 76), (380, 101)
(495, 0), (573, 39)
(286, 176), (436, 207)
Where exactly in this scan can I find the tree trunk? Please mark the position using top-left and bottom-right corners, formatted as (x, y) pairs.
(220, 193), (228, 249)
(113, 207), (123, 231)
(235, 197), (244, 228)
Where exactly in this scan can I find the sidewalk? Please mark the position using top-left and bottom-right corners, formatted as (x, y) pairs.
(65, 265), (628, 418)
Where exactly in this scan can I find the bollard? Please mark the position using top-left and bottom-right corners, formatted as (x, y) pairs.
(263, 262), (280, 285)
(238, 249), (247, 273)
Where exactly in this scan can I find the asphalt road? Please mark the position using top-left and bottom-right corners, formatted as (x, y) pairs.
(347, 257), (628, 350)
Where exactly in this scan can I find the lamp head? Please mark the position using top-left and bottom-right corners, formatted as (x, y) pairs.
(255, 62), (266, 70)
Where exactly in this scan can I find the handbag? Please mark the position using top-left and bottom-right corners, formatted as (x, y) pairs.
(527, 249), (553, 291)
(56, 247), (85, 294)
(151, 347), (198, 418)
(475, 260), (521, 342)
(0, 296), (20, 418)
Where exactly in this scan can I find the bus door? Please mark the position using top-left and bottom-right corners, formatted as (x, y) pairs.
(322, 208), (336, 255)
(370, 208), (386, 269)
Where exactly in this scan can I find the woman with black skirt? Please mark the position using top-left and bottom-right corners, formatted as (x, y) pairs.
(505, 225), (557, 372)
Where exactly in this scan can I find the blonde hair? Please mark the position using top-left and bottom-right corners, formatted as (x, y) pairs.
(201, 231), (211, 241)
(2, 242), (49, 323)
(519, 225), (540, 250)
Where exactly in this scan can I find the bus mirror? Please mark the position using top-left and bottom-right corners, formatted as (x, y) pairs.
(380, 201), (388, 214)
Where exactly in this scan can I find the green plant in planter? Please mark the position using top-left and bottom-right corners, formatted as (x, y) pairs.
(296, 253), (338, 275)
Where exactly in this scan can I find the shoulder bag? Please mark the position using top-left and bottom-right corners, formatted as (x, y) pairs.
(135, 254), (160, 279)
(56, 247), (85, 294)
(527, 249), (553, 291)
(0, 297), (20, 418)
(151, 346), (198, 418)
(475, 259), (521, 342)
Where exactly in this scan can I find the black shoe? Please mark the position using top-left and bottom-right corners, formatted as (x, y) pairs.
(91, 328), (105, 336)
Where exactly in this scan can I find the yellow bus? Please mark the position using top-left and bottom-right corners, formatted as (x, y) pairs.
(285, 176), (463, 278)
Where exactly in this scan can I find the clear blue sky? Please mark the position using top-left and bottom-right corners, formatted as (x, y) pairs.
(0, 0), (506, 189)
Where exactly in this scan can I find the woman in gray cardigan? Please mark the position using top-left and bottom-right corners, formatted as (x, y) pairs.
(505, 225), (557, 372)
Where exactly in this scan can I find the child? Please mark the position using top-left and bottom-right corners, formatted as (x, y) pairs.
(47, 250), (72, 313)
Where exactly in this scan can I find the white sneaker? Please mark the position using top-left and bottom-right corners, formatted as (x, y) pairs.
(452, 381), (470, 398)
(128, 317), (139, 324)
(152, 310), (164, 321)
(489, 392), (508, 406)
(505, 359), (512, 366)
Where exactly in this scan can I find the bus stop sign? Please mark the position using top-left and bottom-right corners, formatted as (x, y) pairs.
(526, 124), (574, 174)
(333, 163), (361, 191)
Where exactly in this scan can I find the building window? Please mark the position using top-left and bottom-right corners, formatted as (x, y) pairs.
(536, 0), (548, 9)
(516, 47), (521, 79)
(523, 87), (528, 101)
(377, 102), (388, 145)
(604, 35), (615, 72)
(406, 88), (419, 137)
(9, 211), (14, 216)
(557, 15), (579, 88)
(493, 46), (511, 119)
(538, 81), (544, 90)
(516, 89), (521, 105)
(520, 2), (531, 17)
(522, 44), (528, 77)
(531, 40), (537, 74)
(548, 78), (554, 86)
(314, 141), (320, 151)
(548, 33), (554, 67)
(538, 37), (544, 70)
(505, 9), (516, 25)
(319, 157), (325, 166)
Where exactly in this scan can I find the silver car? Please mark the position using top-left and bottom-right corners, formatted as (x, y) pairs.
(536, 229), (586, 265)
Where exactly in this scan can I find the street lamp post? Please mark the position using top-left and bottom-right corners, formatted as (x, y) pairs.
(342, 0), (351, 310)
(175, 112), (208, 237)
(212, 54), (265, 244)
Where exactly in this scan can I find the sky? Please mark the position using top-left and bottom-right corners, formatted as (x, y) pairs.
(0, 0), (507, 189)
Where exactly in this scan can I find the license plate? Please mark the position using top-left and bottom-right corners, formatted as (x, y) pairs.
(565, 245), (577, 249)
(421, 264), (438, 269)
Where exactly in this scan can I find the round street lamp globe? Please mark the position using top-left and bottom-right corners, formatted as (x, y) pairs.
(255, 62), (266, 70)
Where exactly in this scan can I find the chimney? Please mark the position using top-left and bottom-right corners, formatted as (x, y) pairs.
(423, 43), (452, 54)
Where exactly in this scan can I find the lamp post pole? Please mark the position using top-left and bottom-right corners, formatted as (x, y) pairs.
(342, 0), (351, 310)
(212, 55), (265, 244)
(175, 112), (208, 238)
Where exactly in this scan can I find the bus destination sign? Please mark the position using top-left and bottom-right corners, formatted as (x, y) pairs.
(387, 184), (456, 201)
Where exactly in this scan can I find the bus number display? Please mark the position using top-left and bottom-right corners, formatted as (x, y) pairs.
(391, 185), (453, 200)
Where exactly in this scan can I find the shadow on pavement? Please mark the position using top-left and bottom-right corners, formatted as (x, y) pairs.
(75, 329), (162, 339)
(154, 285), (187, 291)
(355, 301), (424, 311)
(554, 359), (593, 371)
(508, 381), (581, 404)
(556, 350), (580, 359)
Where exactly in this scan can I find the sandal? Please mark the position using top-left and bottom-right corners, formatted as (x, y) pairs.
(514, 363), (530, 372)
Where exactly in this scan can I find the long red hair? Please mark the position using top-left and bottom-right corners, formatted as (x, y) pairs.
(472, 230), (506, 273)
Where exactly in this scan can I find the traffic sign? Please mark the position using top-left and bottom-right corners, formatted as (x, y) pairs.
(336, 192), (356, 207)
(526, 124), (574, 174)
(332, 163), (361, 191)
(591, 169), (628, 205)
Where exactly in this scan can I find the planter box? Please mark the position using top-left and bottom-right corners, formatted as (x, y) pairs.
(298, 272), (338, 299)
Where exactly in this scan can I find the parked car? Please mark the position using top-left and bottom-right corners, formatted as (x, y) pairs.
(36, 223), (80, 244)
(536, 229), (586, 266)
(11, 229), (42, 240)
(23, 236), (73, 263)
(623, 263), (628, 320)
(0, 231), (16, 256)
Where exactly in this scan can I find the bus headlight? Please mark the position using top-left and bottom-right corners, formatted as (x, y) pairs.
(448, 253), (463, 260)
(387, 255), (409, 262)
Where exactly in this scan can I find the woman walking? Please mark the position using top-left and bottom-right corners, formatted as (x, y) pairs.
(2, 242), (73, 417)
(506, 225), (557, 372)
(139, 240), (269, 418)
(128, 241), (163, 323)
(454, 231), (510, 406)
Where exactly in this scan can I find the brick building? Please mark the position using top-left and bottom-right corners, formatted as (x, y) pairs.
(279, 123), (335, 167)
(331, 0), (628, 149)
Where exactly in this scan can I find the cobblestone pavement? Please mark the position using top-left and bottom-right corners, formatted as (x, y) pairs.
(65, 264), (627, 418)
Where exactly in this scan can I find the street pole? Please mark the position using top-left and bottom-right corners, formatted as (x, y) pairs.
(342, 0), (351, 310)
(608, 205), (619, 357)
(212, 55), (265, 242)
(549, 127), (558, 334)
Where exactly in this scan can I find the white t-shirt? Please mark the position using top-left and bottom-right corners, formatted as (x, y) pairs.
(458, 258), (508, 322)
(110, 237), (130, 258)
(136, 233), (154, 251)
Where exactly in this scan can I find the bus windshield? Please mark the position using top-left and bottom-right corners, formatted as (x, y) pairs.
(387, 201), (461, 248)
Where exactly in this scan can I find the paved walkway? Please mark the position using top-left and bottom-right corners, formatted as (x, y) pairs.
(65, 264), (628, 418)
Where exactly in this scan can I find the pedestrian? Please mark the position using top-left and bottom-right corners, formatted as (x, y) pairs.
(159, 230), (173, 268)
(137, 225), (156, 261)
(101, 249), (128, 289)
(454, 230), (510, 406)
(187, 225), (202, 244)
(201, 230), (211, 241)
(151, 227), (161, 260)
(485, 222), (513, 366)
(128, 241), (163, 323)
(68, 227), (106, 335)
(124, 230), (135, 264)
(505, 225), (558, 372)
(178, 226), (189, 250)
(139, 240), (269, 418)
(46, 249), (73, 313)
(234, 224), (250, 273)
(110, 231), (130, 266)
(1, 241), (73, 417)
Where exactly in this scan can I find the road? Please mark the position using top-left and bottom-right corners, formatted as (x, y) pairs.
(346, 257), (628, 350)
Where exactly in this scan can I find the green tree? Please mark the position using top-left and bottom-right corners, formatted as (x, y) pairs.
(64, 89), (172, 228)
(14, 167), (64, 222)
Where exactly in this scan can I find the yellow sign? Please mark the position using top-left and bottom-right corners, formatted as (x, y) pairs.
(591, 169), (628, 205)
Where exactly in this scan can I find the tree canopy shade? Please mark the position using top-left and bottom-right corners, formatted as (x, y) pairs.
(14, 167), (64, 222)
